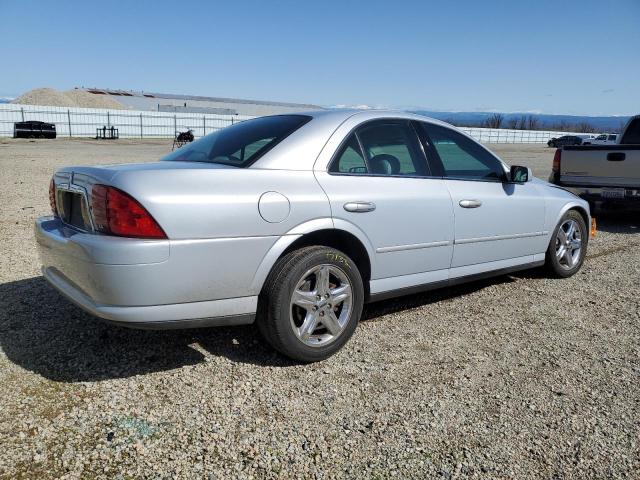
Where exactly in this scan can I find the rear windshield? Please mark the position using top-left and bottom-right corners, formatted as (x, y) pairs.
(620, 117), (640, 144)
(161, 115), (311, 167)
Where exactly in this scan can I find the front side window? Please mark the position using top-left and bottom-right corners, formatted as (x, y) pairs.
(162, 115), (311, 167)
(421, 123), (505, 181)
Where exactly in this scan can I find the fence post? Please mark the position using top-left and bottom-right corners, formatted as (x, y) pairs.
(174, 115), (177, 137)
(107, 111), (110, 128)
(20, 108), (25, 122)
(67, 109), (72, 138)
(203, 116), (206, 136)
(140, 113), (143, 139)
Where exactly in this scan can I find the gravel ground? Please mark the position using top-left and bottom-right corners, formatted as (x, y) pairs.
(0, 139), (638, 479)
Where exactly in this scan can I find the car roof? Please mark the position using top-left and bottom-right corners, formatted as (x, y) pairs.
(252, 109), (484, 171)
(300, 108), (453, 128)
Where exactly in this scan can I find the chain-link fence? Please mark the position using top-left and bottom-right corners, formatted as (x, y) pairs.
(458, 126), (584, 144)
(0, 103), (584, 143)
(0, 104), (253, 139)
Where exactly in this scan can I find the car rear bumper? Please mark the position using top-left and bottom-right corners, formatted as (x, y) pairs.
(35, 216), (258, 328)
(42, 266), (255, 328)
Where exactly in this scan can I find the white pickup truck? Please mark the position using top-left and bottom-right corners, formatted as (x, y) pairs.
(550, 115), (640, 208)
(582, 133), (619, 145)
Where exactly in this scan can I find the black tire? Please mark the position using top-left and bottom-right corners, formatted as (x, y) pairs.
(545, 210), (588, 278)
(257, 246), (364, 362)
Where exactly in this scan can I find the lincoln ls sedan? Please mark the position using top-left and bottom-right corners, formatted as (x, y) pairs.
(36, 110), (591, 362)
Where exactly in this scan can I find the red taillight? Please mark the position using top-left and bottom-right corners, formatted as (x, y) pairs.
(49, 178), (57, 215)
(552, 148), (562, 173)
(91, 185), (166, 239)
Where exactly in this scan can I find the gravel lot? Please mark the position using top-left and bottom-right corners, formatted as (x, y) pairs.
(0, 138), (638, 479)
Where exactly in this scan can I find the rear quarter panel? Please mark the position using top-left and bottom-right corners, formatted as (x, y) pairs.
(107, 168), (331, 240)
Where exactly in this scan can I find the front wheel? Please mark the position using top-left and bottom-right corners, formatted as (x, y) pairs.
(545, 210), (587, 278)
(257, 246), (364, 362)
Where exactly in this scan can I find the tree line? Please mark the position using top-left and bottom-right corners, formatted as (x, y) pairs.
(443, 113), (625, 133)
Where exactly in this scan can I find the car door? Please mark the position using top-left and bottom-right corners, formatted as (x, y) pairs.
(314, 119), (454, 294)
(418, 122), (546, 274)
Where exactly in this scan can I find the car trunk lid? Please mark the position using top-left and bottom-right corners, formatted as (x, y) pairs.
(52, 162), (237, 232)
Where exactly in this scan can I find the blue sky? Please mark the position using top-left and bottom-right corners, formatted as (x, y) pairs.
(0, 0), (638, 116)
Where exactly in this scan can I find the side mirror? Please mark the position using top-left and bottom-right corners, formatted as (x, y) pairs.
(509, 165), (531, 183)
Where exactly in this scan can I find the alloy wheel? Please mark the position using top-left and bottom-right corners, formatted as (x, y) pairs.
(555, 218), (582, 269)
(289, 264), (353, 347)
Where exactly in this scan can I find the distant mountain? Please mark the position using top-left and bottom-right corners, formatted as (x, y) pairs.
(0, 98), (11, 104)
(410, 110), (630, 132)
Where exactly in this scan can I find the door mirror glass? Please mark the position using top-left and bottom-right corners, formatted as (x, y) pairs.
(510, 165), (530, 183)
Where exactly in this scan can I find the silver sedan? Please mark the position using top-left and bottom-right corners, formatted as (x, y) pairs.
(36, 110), (591, 361)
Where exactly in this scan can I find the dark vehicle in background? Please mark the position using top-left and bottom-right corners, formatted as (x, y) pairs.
(547, 135), (583, 148)
(13, 121), (57, 139)
(550, 115), (640, 209)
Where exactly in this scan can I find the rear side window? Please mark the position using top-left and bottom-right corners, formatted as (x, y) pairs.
(330, 120), (428, 176)
(421, 123), (505, 181)
(358, 122), (427, 176)
(162, 115), (311, 167)
(331, 134), (367, 173)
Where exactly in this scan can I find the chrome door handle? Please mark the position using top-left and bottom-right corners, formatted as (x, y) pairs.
(459, 199), (482, 208)
(343, 201), (376, 213)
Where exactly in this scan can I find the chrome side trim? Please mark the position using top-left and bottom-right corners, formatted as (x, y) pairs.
(376, 240), (451, 253)
(454, 231), (548, 245)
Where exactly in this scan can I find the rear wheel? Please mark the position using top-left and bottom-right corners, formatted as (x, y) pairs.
(545, 210), (587, 278)
(257, 246), (364, 362)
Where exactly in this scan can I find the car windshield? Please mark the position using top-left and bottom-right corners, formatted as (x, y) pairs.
(161, 115), (311, 167)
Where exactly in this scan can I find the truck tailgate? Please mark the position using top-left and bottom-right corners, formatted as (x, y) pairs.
(560, 145), (640, 188)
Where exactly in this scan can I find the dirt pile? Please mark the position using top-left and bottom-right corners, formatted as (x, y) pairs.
(12, 88), (127, 109)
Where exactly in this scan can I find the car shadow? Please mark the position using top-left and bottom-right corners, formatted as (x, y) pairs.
(0, 275), (519, 382)
(0, 277), (299, 383)
(592, 208), (640, 235)
(361, 275), (516, 321)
